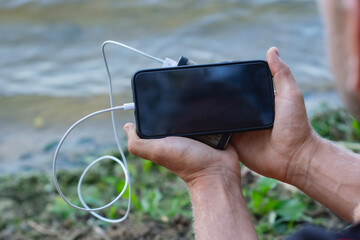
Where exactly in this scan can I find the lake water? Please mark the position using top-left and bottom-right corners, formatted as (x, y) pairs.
(0, 0), (341, 173)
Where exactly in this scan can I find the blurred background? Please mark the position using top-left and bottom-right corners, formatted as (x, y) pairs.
(0, 0), (352, 239)
(0, 0), (339, 173)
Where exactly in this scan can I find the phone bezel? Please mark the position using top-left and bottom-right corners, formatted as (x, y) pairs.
(131, 60), (275, 139)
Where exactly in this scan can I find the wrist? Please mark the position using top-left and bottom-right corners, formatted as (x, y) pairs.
(186, 170), (244, 218)
(187, 168), (258, 240)
(286, 134), (360, 221)
(185, 167), (242, 193)
(186, 169), (244, 216)
(284, 130), (322, 189)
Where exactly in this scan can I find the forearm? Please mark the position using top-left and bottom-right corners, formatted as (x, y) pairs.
(289, 136), (360, 222)
(187, 175), (258, 240)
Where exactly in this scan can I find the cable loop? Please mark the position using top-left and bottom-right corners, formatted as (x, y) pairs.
(53, 41), (163, 223)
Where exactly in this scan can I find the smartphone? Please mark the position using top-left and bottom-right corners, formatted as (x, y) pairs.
(175, 57), (231, 150)
(131, 60), (275, 141)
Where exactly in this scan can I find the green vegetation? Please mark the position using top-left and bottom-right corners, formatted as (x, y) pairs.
(0, 152), (193, 239)
(311, 104), (360, 152)
(0, 105), (357, 239)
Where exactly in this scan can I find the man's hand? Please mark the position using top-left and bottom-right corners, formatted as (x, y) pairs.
(233, 47), (360, 222)
(231, 47), (319, 187)
(123, 125), (258, 239)
(124, 123), (240, 185)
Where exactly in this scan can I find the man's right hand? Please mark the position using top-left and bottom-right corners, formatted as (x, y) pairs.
(232, 48), (360, 222)
(231, 47), (320, 188)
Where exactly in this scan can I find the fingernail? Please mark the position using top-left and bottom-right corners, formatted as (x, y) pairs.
(274, 48), (280, 57)
(124, 125), (129, 134)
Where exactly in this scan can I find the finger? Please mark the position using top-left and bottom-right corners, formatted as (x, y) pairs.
(355, 203), (360, 223)
(123, 123), (162, 161)
(266, 47), (299, 95)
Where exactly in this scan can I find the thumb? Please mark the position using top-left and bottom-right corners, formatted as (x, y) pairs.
(123, 123), (161, 161)
(266, 47), (299, 95)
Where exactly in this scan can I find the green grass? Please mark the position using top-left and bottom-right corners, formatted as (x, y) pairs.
(311, 104), (360, 152)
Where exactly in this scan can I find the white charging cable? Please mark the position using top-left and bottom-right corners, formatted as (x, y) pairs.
(53, 41), (172, 223)
(52, 105), (133, 222)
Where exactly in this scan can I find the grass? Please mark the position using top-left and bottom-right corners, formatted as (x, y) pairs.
(311, 103), (360, 152)
(0, 104), (358, 239)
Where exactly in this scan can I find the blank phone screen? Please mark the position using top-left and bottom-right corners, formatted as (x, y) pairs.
(132, 61), (274, 138)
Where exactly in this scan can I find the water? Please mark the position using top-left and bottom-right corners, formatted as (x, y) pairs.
(0, 0), (339, 173)
(0, 0), (332, 96)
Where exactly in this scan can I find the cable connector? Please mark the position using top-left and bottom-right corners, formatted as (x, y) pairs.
(162, 57), (178, 67)
(123, 103), (135, 111)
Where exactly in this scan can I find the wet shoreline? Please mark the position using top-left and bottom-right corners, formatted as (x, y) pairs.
(0, 94), (134, 174)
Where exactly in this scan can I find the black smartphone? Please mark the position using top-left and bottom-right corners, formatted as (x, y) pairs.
(131, 60), (275, 141)
(175, 57), (231, 150)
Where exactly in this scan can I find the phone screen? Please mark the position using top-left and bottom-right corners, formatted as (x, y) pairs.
(132, 61), (274, 138)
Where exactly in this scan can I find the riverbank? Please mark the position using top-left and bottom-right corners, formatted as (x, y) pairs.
(0, 155), (347, 240)
(0, 93), (133, 173)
